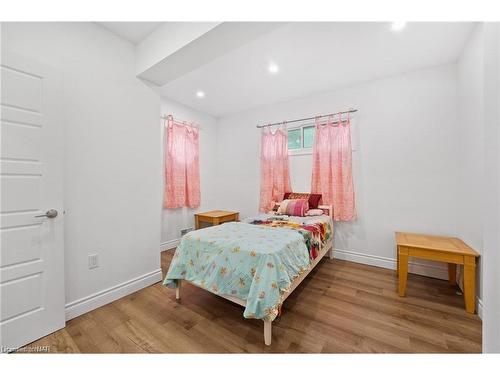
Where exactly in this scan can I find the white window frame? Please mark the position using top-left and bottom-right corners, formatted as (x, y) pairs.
(287, 124), (315, 156)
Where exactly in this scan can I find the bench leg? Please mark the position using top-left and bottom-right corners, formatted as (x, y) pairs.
(398, 248), (408, 297)
(448, 263), (457, 285)
(175, 280), (181, 300)
(396, 246), (400, 276)
(264, 320), (272, 346)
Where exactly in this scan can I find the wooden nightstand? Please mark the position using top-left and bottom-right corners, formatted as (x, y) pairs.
(194, 210), (239, 230)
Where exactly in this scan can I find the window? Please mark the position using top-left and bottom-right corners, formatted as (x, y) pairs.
(303, 126), (315, 148)
(287, 125), (315, 154)
(287, 128), (301, 150)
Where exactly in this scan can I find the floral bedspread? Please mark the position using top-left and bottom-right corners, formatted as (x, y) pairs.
(247, 215), (332, 259)
(164, 215), (333, 321)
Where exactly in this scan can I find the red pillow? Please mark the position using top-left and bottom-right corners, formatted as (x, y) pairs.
(283, 192), (322, 209)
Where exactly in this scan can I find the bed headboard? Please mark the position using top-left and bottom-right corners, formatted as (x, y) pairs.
(318, 205), (333, 219)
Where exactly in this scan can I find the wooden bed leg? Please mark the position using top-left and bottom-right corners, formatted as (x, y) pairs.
(264, 320), (272, 346)
(175, 280), (181, 300)
(328, 247), (334, 260)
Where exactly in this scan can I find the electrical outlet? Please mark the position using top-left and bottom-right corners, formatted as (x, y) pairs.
(88, 253), (99, 269)
(181, 227), (193, 236)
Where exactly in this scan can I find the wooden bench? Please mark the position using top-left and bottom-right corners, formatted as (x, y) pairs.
(395, 232), (480, 314)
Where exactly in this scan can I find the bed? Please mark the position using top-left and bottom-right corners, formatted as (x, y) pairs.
(164, 204), (334, 345)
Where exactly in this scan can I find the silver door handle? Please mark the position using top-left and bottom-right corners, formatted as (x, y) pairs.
(35, 209), (58, 219)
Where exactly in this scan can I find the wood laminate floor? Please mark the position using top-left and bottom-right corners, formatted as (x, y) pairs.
(27, 250), (482, 353)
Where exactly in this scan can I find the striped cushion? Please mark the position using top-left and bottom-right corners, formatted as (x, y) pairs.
(283, 192), (322, 209)
(277, 199), (309, 217)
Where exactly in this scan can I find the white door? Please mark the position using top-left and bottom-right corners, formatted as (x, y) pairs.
(0, 52), (65, 350)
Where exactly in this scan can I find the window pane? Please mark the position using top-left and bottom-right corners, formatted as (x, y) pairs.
(288, 128), (301, 150)
(303, 126), (315, 148)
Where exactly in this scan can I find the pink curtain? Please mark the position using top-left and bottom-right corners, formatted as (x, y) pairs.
(259, 127), (291, 212)
(164, 116), (200, 209)
(311, 114), (356, 221)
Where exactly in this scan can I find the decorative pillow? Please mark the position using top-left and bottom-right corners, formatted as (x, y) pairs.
(277, 199), (309, 217)
(283, 192), (322, 209)
(306, 209), (324, 216)
(283, 192), (308, 200)
(267, 203), (281, 214)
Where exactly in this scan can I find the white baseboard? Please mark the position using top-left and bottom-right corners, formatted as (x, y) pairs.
(477, 298), (483, 319)
(62, 244), (482, 322)
(65, 269), (162, 321)
(333, 248), (449, 280)
(160, 238), (180, 252)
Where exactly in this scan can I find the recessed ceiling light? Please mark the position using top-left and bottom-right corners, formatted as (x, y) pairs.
(268, 62), (279, 74)
(391, 22), (407, 32)
(196, 90), (205, 98)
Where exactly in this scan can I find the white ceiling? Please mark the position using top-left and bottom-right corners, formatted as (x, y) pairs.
(98, 22), (163, 44)
(158, 22), (475, 117)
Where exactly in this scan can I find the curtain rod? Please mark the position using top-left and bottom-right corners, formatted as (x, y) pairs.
(256, 108), (358, 128)
(160, 115), (201, 129)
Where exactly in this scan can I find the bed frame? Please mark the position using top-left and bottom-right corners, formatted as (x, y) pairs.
(174, 204), (334, 346)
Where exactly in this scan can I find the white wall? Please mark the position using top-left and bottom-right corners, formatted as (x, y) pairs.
(160, 97), (218, 248)
(1, 23), (162, 315)
(457, 23), (500, 350)
(457, 24), (485, 301)
(216, 64), (461, 278)
(482, 22), (500, 354)
(457, 25), (485, 253)
(135, 22), (220, 75)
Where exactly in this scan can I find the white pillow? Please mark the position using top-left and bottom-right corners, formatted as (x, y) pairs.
(306, 209), (324, 216)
